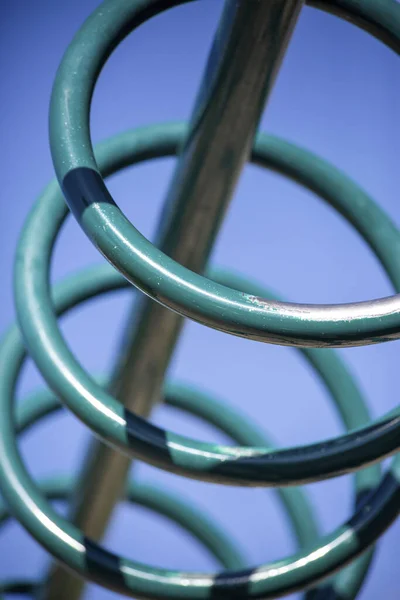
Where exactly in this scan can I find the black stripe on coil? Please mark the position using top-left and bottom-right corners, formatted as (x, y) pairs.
(209, 416), (400, 484)
(304, 486), (377, 600)
(346, 471), (400, 550)
(84, 537), (125, 588)
(210, 568), (256, 598)
(124, 408), (171, 465)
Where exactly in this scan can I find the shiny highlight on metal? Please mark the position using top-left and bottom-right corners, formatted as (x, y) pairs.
(0, 0), (399, 599)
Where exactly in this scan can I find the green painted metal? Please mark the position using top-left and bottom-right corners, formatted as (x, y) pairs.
(0, 0), (399, 598)
(50, 0), (400, 348)
(52, 4), (304, 598)
(0, 122), (398, 597)
(0, 257), (383, 599)
(0, 341), (381, 598)
(14, 124), (400, 486)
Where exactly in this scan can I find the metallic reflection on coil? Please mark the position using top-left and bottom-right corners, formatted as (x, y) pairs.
(0, 1), (399, 599)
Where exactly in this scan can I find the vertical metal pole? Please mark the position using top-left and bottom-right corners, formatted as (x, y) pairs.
(43, 1), (303, 598)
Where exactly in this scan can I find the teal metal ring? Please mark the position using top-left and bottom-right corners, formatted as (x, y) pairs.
(49, 0), (400, 348)
(1, 258), (397, 598)
(14, 124), (400, 486)
(7, 364), (382, 599)
(1, 473), (245, 581)
(1, 0), (398, 597)
(0, 377), (311, 595)
(8, 379), (319, 555)
(0, 360), (380, 600)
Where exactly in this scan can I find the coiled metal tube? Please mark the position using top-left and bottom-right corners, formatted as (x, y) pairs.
(0, 0), (399, 598)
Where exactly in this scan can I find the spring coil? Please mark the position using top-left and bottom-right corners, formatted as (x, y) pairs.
(0, 0), (399, 598)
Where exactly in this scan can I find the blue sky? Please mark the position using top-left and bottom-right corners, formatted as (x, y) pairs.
(0, 1), (399, 599)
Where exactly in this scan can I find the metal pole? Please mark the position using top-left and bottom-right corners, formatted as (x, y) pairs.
(43, 1), (303, 598)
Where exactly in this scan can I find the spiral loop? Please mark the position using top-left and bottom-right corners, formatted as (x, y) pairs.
(0, 0), (399, 598)
(50, 0), (400, 348)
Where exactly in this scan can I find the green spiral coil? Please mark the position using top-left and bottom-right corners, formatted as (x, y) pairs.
(0, 1), (399, 599)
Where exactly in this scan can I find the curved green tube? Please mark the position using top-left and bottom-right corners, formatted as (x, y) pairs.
(13, 123), (400, 488)
(1, 256), (393, 599)
(0, 325), (379, 598)
(50, 0), (400, 348)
